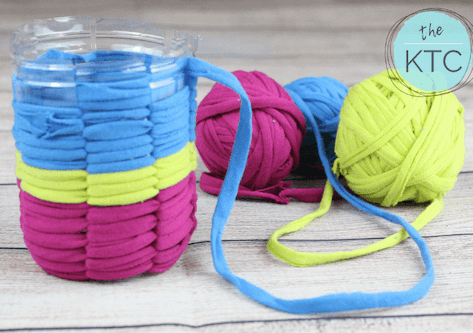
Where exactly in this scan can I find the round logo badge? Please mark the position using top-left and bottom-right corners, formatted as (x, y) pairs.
(386, 8), (473, 96)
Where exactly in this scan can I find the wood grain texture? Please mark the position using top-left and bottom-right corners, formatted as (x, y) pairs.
(0, 0), (472, 332)
(1, 234), (472, 328)
(6, 316), (468, 333)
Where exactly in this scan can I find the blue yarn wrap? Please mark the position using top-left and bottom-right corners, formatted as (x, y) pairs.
(12, 50), (196, 173)
(284, 76), (348, 169)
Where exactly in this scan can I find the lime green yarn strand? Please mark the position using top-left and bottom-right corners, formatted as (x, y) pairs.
(267, 185), (444, 267)
(267, 70), (465, 268)
(267, 180), (333, 265)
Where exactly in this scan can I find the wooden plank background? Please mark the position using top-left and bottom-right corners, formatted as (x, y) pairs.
(0, 1), (472, 332)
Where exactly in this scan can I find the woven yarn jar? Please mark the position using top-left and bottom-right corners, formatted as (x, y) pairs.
(10, 16), (252, 281)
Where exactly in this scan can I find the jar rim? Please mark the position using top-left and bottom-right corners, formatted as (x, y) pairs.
(11, 16), (199, 66)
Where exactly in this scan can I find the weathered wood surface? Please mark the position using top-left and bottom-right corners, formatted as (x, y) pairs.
(0, 0), (472, 332)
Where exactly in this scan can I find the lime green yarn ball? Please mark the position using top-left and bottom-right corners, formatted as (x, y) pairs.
(334, 71), (465, 207)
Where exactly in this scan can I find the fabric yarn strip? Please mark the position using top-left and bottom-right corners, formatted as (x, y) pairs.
(18, 172), (197, 281)
(16, 142), (197, 206)
(208, 70), (445, 313)
(13, 51), (196, 174)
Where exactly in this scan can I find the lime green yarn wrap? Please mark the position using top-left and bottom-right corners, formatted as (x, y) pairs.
(268, 70), (465, 267)
(16, 141), (198, 206)
(336, 72), (464, 206)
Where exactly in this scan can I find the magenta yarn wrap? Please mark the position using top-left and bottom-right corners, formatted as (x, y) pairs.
(17, 172), (197, 281)
(196, 70), (311, 204)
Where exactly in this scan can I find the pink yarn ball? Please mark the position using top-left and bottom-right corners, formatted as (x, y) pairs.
(196, 70), (306, 191)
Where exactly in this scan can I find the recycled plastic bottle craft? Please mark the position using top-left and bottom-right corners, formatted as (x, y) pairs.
(11, 16), (251, 281)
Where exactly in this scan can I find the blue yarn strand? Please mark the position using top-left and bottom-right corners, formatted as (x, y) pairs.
(209, 74), (435, 314)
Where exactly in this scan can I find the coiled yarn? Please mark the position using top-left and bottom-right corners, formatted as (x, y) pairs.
(268, 70), (465, 266)
(196, 71), (347, 203)
(284, 76), (348, 173)
(336, 72), (464, 206)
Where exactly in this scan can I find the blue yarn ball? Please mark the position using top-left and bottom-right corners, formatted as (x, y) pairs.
(284, 76), (348, 174)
